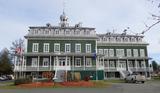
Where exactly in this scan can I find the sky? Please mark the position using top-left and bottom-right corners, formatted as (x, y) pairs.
(0, 0), (159, 63)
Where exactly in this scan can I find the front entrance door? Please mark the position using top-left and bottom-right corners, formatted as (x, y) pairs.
(118, 61), (126, 70)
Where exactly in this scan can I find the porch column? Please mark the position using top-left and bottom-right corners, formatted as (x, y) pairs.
(56, 56), (58, 66)
(72, 56), (74, 80)
(50, 56), (52, 71)
(135, 59), (137, 71)
(83, 56), (85, 70)
(22, 56), (25, 78)
(143, 59), (147, 77)
(117, 59), (119, 69)
(127, 59), (129, 71)
(38, 56), (40, 75)
(103, 57), (104, 68)
(65, 56), (68, 82)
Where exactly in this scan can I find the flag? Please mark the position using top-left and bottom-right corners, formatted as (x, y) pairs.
(15, 47), (24, 55)
(93, 52), (96, 60)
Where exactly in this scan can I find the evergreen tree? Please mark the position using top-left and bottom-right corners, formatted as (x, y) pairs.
(0, 48), (13, 75)
(152, 60), (159, 72)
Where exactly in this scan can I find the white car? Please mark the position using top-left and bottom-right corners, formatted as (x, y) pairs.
(125, 73), (146, 83)
(0, 77), (5, 81)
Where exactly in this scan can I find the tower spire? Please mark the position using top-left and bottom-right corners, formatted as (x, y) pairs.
(63, 0), (66, 14)
(59, 0), (69, 27)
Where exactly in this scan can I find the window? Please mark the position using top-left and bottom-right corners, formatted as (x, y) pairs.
(140, 49), (145, 57)
(86, 44), (91, 53)
(59, 58), (65, 66)
(34, 30), (38, 34)
(138, 37), (142, 42)
(55, 29), (59, 34)
(116, 37), (122, 42)
(131, 37), (135, 42)
(75, 44), (81, 53)
(124, 37), (128, 42)
(65, 44), (71, 53)
(43, 58), (49, 67)
(31, 58), (38, 67)
(127, 49), (132, 57)
(66, 30), (70, 35)
(141, 61), (145, 67)
(54, 43), (60, 53)
(75, 58), (81, 67)
(75, 29), (80, 35)
(104, 49), (108, 57)
(98, 49), (103, 54)
(128, 61), (133, 67)
(86, 58), (92, 67)
(32, 43), (39, 52)
(116, 49), (124, 57)
(133, 49), (138, 57)
(109, 37), (115, 42)
(109, 61), (115, 67)
(109, 49), (114, 57)
(43, 43), (49, 52)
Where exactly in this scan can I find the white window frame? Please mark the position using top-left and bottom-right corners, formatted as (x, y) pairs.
(109, 61), (115, 67)
(75, 58), (81, 67)
(43, 43), (49, 52)
(127, 49), (132, 57)
(140, 49), (145, 57)
(75, 44), (81, 53)
(104, 49), (108, 57)
(133, 49), (138, 57)
(55, 29), (59, 34)
(54, 43), (60, 53)
(86, 44), (91, 53)
(86, 58), (92, 67)
(43, 58), (49, 67)
(32, 43), (39, 52)
(109, 49), (114, 57)
(98, 49), (103, 54)
(31, 58), (38, 67)
(65, 43), (71, 53)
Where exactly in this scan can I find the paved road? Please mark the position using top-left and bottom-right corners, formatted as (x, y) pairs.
(0, 81), (160, 93)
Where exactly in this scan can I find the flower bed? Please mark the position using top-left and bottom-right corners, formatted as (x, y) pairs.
(59, 81), (95, 87)
(17, 82), (54, 88)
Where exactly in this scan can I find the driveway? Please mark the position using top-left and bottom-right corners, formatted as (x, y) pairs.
(0, 80), (160, 93)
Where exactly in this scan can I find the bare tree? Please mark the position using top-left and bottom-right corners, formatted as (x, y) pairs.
(10, 38), (25, 56)
(142, 0), (160, 34)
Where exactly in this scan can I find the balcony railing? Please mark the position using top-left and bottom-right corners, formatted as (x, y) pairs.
(14, 66), (97, 71)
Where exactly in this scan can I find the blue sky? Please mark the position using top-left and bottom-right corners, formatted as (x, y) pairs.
(0, 0), (159, 63)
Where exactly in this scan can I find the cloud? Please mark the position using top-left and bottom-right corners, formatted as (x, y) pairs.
(0, 0), (159, 61)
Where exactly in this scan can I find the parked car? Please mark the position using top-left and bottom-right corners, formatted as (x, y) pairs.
(124, 73), (146, 83)
(0, 77), (5, 81)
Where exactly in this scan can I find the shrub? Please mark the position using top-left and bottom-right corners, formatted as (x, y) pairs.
(14, 78), (32, 85)
(84, 76), (90, 81)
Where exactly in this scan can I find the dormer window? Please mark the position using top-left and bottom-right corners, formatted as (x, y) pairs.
(65, 29), (70, 35)
(124, 37), (128, 42)
(45, 30), (49, 34)
(75, 29), (80, 35)
(137, 37), (142, 42)
(109, 37), (114, 42)
(131, 37), (135, 42)
(34, 30), (38, 34)
(55, 29), (59, 34)
(116, 37), (121, 42)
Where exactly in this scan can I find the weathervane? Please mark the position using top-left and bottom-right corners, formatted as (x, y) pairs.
(63, 0), (66, 13)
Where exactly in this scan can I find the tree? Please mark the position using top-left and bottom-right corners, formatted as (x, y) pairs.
(152, 60), (159, 72)
(10, 38), (25, 63)
(143, 0), (160, 33)
(0, 48), (13, 75)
